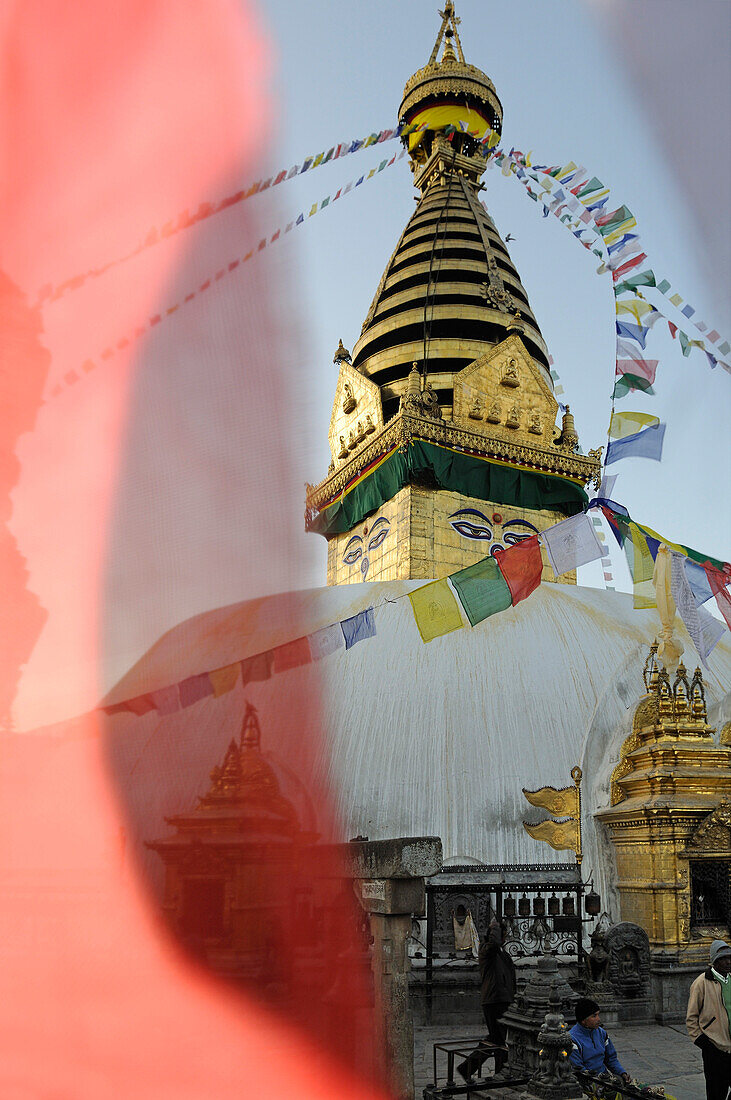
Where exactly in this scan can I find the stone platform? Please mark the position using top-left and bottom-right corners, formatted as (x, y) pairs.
(414, 1022), (704, 1100)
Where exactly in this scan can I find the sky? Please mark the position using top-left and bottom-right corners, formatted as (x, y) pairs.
(8, 0), (731, 728)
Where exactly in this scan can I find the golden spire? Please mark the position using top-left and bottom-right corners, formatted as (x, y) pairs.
(428, 3), (466, 66)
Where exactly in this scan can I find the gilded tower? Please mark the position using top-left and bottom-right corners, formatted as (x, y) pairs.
(597, 647), (731, 1019)
(305, 3), (601, 585)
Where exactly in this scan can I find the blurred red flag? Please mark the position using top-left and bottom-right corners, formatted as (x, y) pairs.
(0, 2), (387, 1096)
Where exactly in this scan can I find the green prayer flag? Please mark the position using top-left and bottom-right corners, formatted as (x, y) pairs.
(450, 556), (512, 627)
(614, 270), (656, 296)
(409, 578), (464, 643)
(612, 374), (655, 399)
(656, 278), (671, 294)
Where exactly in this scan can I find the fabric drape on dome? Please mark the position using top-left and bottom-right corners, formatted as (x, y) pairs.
(311, 440), (588, 536)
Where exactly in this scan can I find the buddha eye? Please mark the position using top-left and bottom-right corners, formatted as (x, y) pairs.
(367, 527), (389, 551)
(342, 536), (363, 565)
(503, 530), (533, 545)
(449, 519), (492, 540)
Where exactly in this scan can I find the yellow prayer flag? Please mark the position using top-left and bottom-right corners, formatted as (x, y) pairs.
(615, 299), (655, 326)
(522, 784), (578, 818)
(209, 663), (240, 698)
(629, 522), (657, 610)
(603, 217), (637, 244)
(523, 818), (577, 853)
(408, 578), (464, 643)
(609, 411), (660, 439)
(669, 293), (683, 307)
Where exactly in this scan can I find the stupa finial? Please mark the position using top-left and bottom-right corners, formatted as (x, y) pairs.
(428, 2), (465, 66)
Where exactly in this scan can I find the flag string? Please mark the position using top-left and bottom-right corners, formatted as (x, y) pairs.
(47, 150), (406, 401)
(35, 127), (402, 309)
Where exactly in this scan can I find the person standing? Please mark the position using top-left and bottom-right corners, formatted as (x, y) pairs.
(457, 917), (516, 1083)
(686, 939), (731, 1100)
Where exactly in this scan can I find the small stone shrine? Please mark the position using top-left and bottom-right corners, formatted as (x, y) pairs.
(525, 988), (582, 1100)
(604, 921), (653, 1024)
(503, 953), (575, 1076)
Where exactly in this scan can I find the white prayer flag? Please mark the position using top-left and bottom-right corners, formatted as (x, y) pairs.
(307, 622), (344, 661)
(670, 552), (725, 667)
(540, 513), (605, 576)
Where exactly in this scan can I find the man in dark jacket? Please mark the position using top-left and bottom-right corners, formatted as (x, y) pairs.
(457, 918), (516, 1083)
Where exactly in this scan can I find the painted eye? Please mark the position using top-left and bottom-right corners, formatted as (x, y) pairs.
(367, 527), (389, 551)
(450, 520), (492, 541)
(503, 531), (533, 546)
(343, 545), (363, 565)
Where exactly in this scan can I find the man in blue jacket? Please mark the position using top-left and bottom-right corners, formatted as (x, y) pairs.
(568, 997), (632, 1084)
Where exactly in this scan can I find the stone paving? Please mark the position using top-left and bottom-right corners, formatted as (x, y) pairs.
(414, 1022), (705, 1100)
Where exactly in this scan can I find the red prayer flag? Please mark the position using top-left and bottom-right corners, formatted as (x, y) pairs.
(705, 565), (731, 630)
(494, 536), (543, 605)
(611, 253), (647, 282)
(270, 635), (313, 673)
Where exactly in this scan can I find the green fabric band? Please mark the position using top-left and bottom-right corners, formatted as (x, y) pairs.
(309, 439), (588, 537)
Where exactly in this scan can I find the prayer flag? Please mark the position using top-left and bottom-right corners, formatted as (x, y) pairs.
(670, 553), (724, 666)
(681, 305), (695, 319)
(208, 663), (239, 697)
(271, 636), (312, 672)
(523, 818), (576, 853)
(595, 204), (634, 229)
(540, 513), (604, 576)
(616, 298), (655, 325)
(607, 233), (639, 255)
(683, 559), (715, 607)
(605, 422), (665, 465)
(656, 278), (671, 294)
(308, 622), (344, 661)
(609, 411), (660, 439)
(409, 578), (464, 642)
(669, 293), (682, 307)
(449, 557), (511, 627)
(614, 270), (656, 295)
(705, 566), (731, 631)
(340, 607), (376, 650)
(616, 320), (649, 348)
(150, 684), (180, 715)
(612, 253), (647, 282)
(495, 536), (543, 605)
(615, 358), (658, 385)
(627, 522), (657, 609)
(178, 672), (213, 708)
(240, 650), (272, 686)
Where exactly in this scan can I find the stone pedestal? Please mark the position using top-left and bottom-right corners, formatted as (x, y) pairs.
(347, 837), (443, 1100)
(525, 993), (582, 1100)
(503, 955), (575, 1076)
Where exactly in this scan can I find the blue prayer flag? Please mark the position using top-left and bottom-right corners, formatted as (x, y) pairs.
(607, 233), (639, 255)
(340, 607), (376, 649)
(615, 320), (649, 349)
(605, 422), (665, 466)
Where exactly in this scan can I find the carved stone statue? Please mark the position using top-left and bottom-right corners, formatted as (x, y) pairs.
(585, 928), (610, 986)
(354, 420), (366, 444)
(342, 382), (356, 414)
(501, 358), (520, 388)
(364, 414), (375, 434)
(469, 396), (484, 420)
(529, 411), (543, 435)
(486, 400), (501, 424)
(506, 404), (520, 429)
(605, 922), (650, 1001)
(338, 435), (349, 459)
(347, 429), (357, 451)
